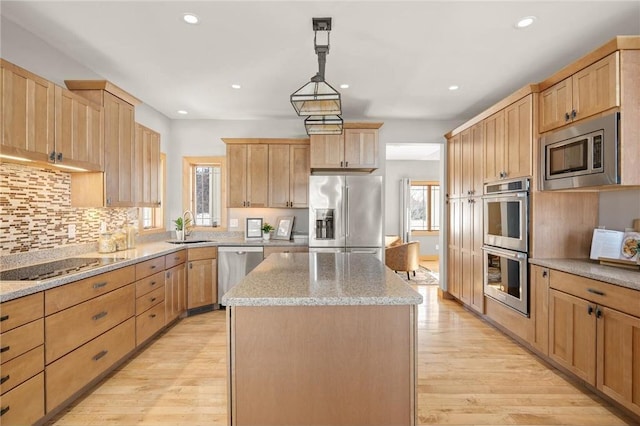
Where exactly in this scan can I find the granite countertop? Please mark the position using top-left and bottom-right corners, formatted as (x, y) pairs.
(0, 237), (308, 303)
(222, 252), (424, 307)
(530, 258), (640, 291)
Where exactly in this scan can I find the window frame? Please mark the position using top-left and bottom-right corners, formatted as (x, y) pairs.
(410, 180), (440, 236)
(182, 156), (227, 231)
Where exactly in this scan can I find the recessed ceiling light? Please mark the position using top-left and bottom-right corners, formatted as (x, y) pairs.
(177, 110), (188, 115)
(340, 84), (349, 89)
(448, 85), (459, 91)
(231, 84), (241, 89)
(183, 13), (199, 24)
(515, 16), (536, 29)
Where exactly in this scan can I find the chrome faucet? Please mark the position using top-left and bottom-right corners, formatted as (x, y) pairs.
(182, 210), (194, 240)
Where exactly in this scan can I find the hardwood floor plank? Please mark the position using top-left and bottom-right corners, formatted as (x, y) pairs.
(47, 285), (634, 426)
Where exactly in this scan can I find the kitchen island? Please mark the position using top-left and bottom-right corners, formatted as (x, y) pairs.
(222, 252), (423, 426)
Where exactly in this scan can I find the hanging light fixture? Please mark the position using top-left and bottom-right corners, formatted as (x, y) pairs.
(304, 115), (343, 135)
(291, 17), (343, 135)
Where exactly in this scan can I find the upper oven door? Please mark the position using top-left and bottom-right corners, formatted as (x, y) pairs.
(483, 191), (528, 252)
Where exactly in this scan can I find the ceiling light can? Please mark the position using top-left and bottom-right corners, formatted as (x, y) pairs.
(231, 84), (241, 89)
(177, 110), (188, 115)
(515, 16), (536, 29)
(448, 85), (459, 91)
(183, 13), (199, 24)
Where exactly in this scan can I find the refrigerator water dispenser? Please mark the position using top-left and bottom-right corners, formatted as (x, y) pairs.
(315, 209), (334, 239)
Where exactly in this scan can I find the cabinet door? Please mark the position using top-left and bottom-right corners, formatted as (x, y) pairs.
(597, 307), (640, 416)
(227, 144), (247, 207)
(344, 129), (378, 169)
(470, 122), (484, 197)
(103, 92), (135, 206)
(177, 263), (187, 315)
(165, 267), (177, 324)
(187, 258), (217, 309)
(134, 124), (161, 207)
(289, 144), (309, 208)
(460, 128), (473, 196)
(0, 60), (54, 162)
(247, 144), (268, 207)
(470, 199), (484, 314)
(268, 144), (290, 208)
(539, 78), (573, 133)
(573, 52), (620, 123)
(549, 289), (597, 385)
(504, 95), (532, 179)
(483, 109), (504, 182)
(447, 198), (462, 299)
(447, 134), (461, 198)
(310, 134), (343, 168)
(55, 86), (103, 171)
(530, 265), (549, 355)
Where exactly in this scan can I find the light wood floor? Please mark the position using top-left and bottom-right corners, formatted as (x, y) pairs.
(47, 285), (634, 426)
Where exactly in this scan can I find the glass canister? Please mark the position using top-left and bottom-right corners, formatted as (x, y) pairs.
(126, 224), (137, 249)
(98, 232), (116, 253)
(113, 231), (127, 251)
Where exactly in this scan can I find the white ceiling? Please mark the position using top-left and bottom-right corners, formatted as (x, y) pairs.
(1, 1), (639, 125)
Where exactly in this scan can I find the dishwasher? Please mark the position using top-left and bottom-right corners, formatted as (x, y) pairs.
(218, 246), (264, 305)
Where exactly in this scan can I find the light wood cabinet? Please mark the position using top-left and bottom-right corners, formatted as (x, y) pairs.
(446, 198), (462, 299)
(134, 123), (161, 207)
(0, 372), (44, 426)
(540, 52), (619, 133)
(309, 123), (382, 171)
(187, 247), (218, 310)
(529, 265), (549, 356)
(549, 270), (640, 416)
(268, 144), (309, 208)
(0, 59), (54, 164)
(446, 133), (461, 199)
(483, 95), (532, 182)
(227, 144), (269, 208)
(165, 256), (187, 324)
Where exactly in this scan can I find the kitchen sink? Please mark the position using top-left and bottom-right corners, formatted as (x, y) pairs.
(166, 240), (216, 244)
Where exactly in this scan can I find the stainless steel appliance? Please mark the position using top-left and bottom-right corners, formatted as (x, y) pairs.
(309, 175), (383, 259)
(541, 112), (619, 190)
(482, 177), (530, 316)
(217, 246), (264, 305)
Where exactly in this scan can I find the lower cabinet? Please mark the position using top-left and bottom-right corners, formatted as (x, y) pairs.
(165, 253), (187, 324)
(549, 270), (640, 416)
(187, 247), (218, 310)
(0, 372), (44, 426)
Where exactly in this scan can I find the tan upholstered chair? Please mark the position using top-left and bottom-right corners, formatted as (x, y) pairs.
(385, 241), (420, 280)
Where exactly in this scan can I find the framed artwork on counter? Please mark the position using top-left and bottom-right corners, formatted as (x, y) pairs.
(246, 218), (263, 239)
(273, 216), (294, 240)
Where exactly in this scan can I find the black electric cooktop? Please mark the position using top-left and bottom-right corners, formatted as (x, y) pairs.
(0, 257), (122, 281)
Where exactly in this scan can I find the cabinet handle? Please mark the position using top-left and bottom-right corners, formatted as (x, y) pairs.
(151, 297), (157, 302)
(0, 406), (9, 416)
(571, 109), (577, 119)
(150, 314), (157, 318)
(596, 308), (603, 319)
(0, 346), (10, 353)
(174, 256), (181, 260)
(150, 281), (156, 286)
(587, 305), (594, 316)
(92, 350), (108, 361)
(93, 281), (107, 289)
(345, 161), (349, 167)
(189, 263), (193, 269)
(565, 112), (571, 121)
(587, 288), (605, 296)
(0, 315), (8, 322)
(340, 161), (343, 167)
(57, 152), (63, 161)
(0, 375), (9, 385)
(92, 311), (107, 321)
(542, 270), (548, 278)
(248, 201), (251, 207)
(150, 265), (156, 269)
(49, 151), (57, 162)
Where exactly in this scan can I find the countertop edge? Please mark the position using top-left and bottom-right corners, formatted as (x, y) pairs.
(221, 296), (424, 307)
(529, 258), (640, 291)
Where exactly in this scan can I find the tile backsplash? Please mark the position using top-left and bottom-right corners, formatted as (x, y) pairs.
(0, 162), (136, 255)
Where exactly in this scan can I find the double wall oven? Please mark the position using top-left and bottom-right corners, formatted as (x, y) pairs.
(482, 178), (530, 316)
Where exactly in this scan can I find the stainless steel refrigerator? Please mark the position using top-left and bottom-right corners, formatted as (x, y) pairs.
(308, 175), (383, 259)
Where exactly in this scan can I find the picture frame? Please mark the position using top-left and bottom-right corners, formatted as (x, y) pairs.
(273, 216), (295, 240)
(246, 218), (263, 239)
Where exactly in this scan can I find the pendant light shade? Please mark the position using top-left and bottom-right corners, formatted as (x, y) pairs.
(304, 115), (343, 135)
(290, 79), (341, 116)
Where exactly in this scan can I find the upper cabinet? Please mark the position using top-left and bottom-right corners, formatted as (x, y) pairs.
(269, 144), (309, 208)
(310, 123), (382, 172)
(134, 123), (161, 207)
(65, 80), (141, 207)
(540, 52), (619, 133)
(1, 60), (103, 171)
(226, 143), (269, 208)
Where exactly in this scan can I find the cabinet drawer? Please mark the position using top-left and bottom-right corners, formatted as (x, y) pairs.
(187, 246), (218, 261)
(135, 286), (164, 314)
(136, 302), (165, 346)
(0, 292), (43, 333)
(550, 270), (640, 317)
(45, 265), (135, 315)
(0, 371), (44, 426)
(263, 246), (308, 257)
(165, 250), (186, 268)
(45, 318), (135, 412)
(0, 319), (43, 364)
(45, 284), (135, 364)
(135, 256), (165, 280)
(135, 270), (165, 297)
(0, 345), (43, 395)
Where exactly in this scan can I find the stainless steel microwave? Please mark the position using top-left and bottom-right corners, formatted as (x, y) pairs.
(541, 112), (619, 190)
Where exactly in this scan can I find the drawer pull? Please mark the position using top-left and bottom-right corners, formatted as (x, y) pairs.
(587, 288), (605, 296)
(93, 281), (108, 289)
(150, 281), (156, 286)
(0, 375), (9, 384)
(0, 346), (9, 353)
(151, 265), (157, 269)
(151, 297), (157, 302)
(174, 256), (180, 260)
(0, 406), (9, 416)
(93, 350), (108, 361)
(0, 315), (8, 322)
(150, 314), (157, 318)
(92, 311), (108, 321)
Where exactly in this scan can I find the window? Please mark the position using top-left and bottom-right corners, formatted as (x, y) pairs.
(139, 153), (166, 232)
(182, 156), (227, 229)
(410, 181), (440, 233)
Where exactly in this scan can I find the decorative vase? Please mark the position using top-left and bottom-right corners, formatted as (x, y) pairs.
(263, 232), (271, 241)
(176, 230), (184, 241)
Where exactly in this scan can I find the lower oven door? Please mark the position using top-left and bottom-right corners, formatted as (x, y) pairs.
(482, 245), (529, 316)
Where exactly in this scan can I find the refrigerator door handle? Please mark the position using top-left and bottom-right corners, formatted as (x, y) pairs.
(345, 185), (350, 238)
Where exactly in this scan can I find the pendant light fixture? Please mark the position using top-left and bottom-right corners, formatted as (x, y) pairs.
(291, 17), (343, 135)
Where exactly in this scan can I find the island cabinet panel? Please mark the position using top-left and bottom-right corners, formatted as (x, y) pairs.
(229, 304), (415, 425)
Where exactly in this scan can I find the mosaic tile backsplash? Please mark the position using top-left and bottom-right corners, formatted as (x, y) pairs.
(0, 163), (137, 255)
